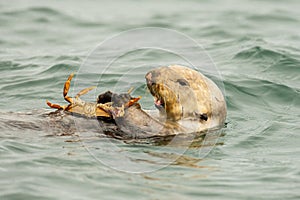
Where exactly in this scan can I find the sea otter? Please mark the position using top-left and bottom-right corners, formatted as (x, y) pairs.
(94, 65), (226, 139)
(1, 65), (226, 141)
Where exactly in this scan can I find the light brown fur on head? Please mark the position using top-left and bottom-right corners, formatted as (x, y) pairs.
(145, 65), (226, 129)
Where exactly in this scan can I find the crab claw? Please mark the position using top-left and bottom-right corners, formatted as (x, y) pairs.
(125, 96), (141, 107)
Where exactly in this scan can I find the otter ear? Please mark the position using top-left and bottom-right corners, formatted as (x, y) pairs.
(176, 78), (189, 86)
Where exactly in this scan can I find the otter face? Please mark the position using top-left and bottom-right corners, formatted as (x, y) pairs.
(145, 65), (212, 122)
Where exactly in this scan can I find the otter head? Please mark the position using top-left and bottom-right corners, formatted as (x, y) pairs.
(145, 65), (213, 122)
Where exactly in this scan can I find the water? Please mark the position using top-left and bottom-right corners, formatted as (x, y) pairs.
(0, 0), (299, 199)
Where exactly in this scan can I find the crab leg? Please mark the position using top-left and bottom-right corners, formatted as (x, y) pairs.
(46, 73), (75, 110)
(46, 100), (67, 110)
(75, 86), (96, 98)
(127, 87), (134, 94)
(63, 73), (74, 104)
(125, 96), (141, 107)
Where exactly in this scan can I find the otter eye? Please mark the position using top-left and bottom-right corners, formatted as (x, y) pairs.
(177, 79), (189, 86)
(194, 112), (208, 121)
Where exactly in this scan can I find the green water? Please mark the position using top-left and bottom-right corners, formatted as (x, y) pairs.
(0, 0), (299, 199)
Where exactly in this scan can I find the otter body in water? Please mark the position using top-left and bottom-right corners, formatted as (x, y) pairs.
(97, 65), (226, 139)
(1, 65), (226, 141)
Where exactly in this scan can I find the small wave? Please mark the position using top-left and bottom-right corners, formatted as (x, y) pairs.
(0, 61), (42, 75)
(233, 46), (284, 61)
(0, 60), (75, 78)
(224, 77), (299, 112)
(0, 61), (21, 71)
(38, 63), (77, 76)
(2, 6), (90, 26)
(246, 11), (299, 23)
(200, 25), (234, 38)
(3, 6), (64, 17)
(25, 7), (61, 16)
(263, 56), (300, 74)
(232, 43), (300, 91)
(0, 76), (61, 92)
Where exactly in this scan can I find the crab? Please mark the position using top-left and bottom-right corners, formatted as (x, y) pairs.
(46, 73), (140, 119)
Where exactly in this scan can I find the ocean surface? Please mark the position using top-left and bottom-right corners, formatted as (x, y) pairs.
(0, 0), (299, 199)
